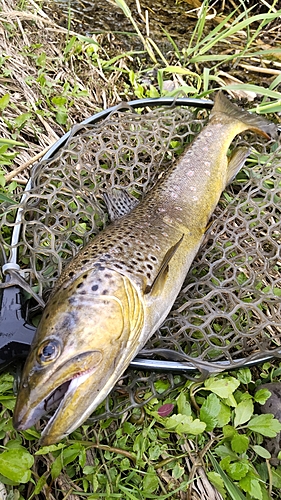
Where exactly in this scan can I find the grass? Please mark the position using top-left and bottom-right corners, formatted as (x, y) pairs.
(0, 0), (281, 498)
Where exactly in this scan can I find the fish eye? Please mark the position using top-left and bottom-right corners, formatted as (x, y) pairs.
(36, 339), (61, 364)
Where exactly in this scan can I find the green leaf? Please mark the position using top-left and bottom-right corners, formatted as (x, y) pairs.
(239, 473), (262, 500)
(231, 434), (249, 454)
(0, 93), (10, 110)
(51, 453), (63, 480)
(236, 368), (252, 384)
(56, 110), (68, 125)
(247, 414), (281, 437)
(62, 444), (81, 466)
(216, 402), (231, 427)
(204, 376), (240, 399)
(234, 399), (254, 427)
(207, 471), (226, 499)
(36, 443), (65, 455)
(226, 460), (249, 481)
(223, 425), (236, 439)
(254, 389), (271, 405)
(14, 112), (32, 129)
(0, 449), (34, 484)
(271, 468), (281, 488)
(36, 52), (46, 67)
(215, 444), (237, 461)
(34, 475), (47, 494)
(251, 445), (271, 459)
(123, 421), (136, 435)
(172, 463), (185, 480)
(64, 36), (78, 55)
(222, 394), (238, 407)
(200, 393), (220, 431)
(143, 467), (158, 493)
(154, 379), (171, 393)
(177, 392), (191, 416)
(165, 414), (206, 435)
(52, 96), (67, 107)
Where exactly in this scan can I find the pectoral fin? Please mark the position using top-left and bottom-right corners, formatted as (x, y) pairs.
(226, 146), (250, 185)
(144, 234), (184, 295)
(103, 188), (139, 221)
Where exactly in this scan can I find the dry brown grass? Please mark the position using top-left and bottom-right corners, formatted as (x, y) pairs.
(0, 0), (127, 179)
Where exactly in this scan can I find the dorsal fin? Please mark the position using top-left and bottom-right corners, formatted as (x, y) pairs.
(103, 188), (139, 221)
(144, 234), (184, 295)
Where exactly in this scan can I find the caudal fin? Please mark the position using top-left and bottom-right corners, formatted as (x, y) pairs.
(211, 91), (277, 140)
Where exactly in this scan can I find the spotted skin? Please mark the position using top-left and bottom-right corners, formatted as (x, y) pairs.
(13, 92), (277, 445)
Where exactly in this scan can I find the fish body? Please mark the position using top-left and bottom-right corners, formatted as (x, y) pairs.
(13, 92), (277, 444)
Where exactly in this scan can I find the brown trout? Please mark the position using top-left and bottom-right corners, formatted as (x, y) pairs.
(13, 92), (277, 445)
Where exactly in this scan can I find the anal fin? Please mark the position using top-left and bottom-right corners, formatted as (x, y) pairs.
(226, 146), (250, 185)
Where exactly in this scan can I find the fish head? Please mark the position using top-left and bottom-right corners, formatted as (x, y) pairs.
(13, 267), (144, 444)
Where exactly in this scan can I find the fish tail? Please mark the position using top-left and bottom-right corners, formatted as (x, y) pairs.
(211, 91), (277, 140)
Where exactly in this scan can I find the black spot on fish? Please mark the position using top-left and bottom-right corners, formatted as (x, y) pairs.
(147, 264), (153, 270)
(79, 290), (86, 295)
(104, 273), (112, 279)
(77, 283), (84, 289)
(102, 289), (108, 295)
(82, 259), (90, 265)
(69, 271), (75, 278)
(150, 255), (157, 262)
(92, 284), (99, 291)
(83, 274), (88, 279)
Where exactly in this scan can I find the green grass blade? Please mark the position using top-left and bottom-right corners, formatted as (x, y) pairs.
(161, 28), (181, 59)
(269, 74), (281, 92)
(203, 67), (210, 93)
(102, 51), (146, 68)
(246, 0), (280, 49)
(0, 193), (15, 204)
(0, 139), (26, 147)
(186, 5), (252, 58)
(208, 453), (248, 500)
(221, 84), (281, 100)
(196, 11), (281, 57)
(189, 48), (281, 65)
(111, 0), (157, 62)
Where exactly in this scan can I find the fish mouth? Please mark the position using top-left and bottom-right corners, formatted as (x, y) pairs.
(44, 371), (89, 414)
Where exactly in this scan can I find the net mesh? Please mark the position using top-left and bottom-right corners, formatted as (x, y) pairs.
(1, 103), (281, 418)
